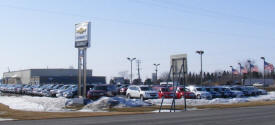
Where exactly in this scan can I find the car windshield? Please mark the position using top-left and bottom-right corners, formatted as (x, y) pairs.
(179, 88), (190, 92)
(196, 88), (204, 91)
(94, 86), (107, 90)
(140, 87), (152, 91)
(160, 88), (169, 92)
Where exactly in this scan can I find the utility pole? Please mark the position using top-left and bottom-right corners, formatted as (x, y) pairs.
(127, 57), (136, 84)
(136, 60), (141, 84)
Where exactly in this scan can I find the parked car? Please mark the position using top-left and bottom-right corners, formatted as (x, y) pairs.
(224, 86), (244, 97)
(56, 85), (74, 97)
(157, 87), (174, 99)
(205, 87), (222, 98)
(119, 85), (129, 95)
(126, 85), (158, 100)
(176, 87), (196, 99)
(213, 86), (231, 98)
(87, 84), (117, 100)
(256, 88), (268, 95)
(232, 86), (254, 96)
(186, 86), (212, 99)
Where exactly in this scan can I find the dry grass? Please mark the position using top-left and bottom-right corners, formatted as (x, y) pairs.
(0, 104), (147, 120)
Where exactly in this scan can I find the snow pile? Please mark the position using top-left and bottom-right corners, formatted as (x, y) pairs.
(0, 95), (69, 112)
(146, 92), (275, 106)
(81, 97), (150, 112)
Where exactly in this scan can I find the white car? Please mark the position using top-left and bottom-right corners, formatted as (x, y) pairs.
(126, 85), (158, 100)
(186, 86), (212, 99)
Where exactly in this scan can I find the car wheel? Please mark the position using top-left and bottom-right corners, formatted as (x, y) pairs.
(197, 94), (201, 99)
(127, 94), (131, 99)
(140, 95), (144, 101)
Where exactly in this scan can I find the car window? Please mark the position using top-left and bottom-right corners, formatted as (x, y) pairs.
(140, 87), (152, 91)
(94, 86), (107, 90)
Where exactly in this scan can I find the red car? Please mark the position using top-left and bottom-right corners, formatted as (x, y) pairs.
(176, 87), (196, 99)
(158, 87), (174, 99)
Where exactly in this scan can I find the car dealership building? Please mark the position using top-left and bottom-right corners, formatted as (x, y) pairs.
(2, 68), (106, 85)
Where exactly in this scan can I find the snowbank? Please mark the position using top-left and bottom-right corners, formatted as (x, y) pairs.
(0, 118), (14, 121)
(1, 92), (275, 112)
(0, 95), (69, 112)
(146, 92), (275, 106)
(81, 97), (150, 112)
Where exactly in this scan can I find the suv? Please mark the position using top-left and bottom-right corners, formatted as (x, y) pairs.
(126, 85), (158, 100)
(87, 84), (117, 100)
(176, 87), (196, 99)
(213, 86), (231, 98)
(157, 87), (174, 99)
(186, 86), (212, 99)
(205, 87), (222, 98)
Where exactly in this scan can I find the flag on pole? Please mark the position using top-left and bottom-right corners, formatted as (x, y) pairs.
(250, 64), (259, 72)
(264, 61), (274, 71)
(232, 68), (239, 75)
(240, 66), (248, 73)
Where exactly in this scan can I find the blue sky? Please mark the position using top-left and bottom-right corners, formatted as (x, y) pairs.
(0, 0), (275, 81)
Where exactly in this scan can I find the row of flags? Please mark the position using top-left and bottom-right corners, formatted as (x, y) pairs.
(231, 61), (274, 75)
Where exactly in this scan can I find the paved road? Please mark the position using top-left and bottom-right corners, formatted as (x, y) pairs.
(2, 105), (275, 125)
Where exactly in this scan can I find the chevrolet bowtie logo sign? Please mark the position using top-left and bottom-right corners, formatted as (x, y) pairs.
(75, 22), (91, 48)
(76, 27), (87, 34)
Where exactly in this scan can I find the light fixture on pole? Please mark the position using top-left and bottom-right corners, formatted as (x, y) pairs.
(127, 57), (136, 84)
(153, 63), (160, 83)
(196, 50), (204, 85)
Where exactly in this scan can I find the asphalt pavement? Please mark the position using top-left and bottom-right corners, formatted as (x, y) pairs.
(2, 105), (275, 125)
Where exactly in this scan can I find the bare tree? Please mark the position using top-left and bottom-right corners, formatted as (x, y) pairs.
(159, 71), (170, 81)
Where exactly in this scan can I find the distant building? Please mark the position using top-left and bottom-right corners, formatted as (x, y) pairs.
(2, 69), (106, 85)
(113, 77), (125, 84)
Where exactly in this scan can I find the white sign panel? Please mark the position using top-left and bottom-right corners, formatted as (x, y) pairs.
(75, 22), (91, 48)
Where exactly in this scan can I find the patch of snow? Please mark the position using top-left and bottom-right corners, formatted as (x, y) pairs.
(81, 97), (150, 112)
(0, 95), (69, 112)
(0, 118), (14, 121)
(147, 92), (275, 106)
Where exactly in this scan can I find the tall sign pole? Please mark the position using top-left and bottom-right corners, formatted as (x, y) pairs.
(75, 22), (91, 98)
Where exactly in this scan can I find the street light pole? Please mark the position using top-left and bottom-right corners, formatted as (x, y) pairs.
(248, 60), (252, 85)
(153, 64), (160, 83)
(261, 57), (265, 86)
(230, 66), (233, 82)
(196, 50), (204, 86)
(127, 57), (136, 84)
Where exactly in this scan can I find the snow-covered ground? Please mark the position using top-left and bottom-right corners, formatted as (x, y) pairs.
(0, 95), (69, 112)
(81, 97), (150, 112)
(0, 118), (14, 121)
(146, 92), (275, 106)
(0, 92), (275, 112)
